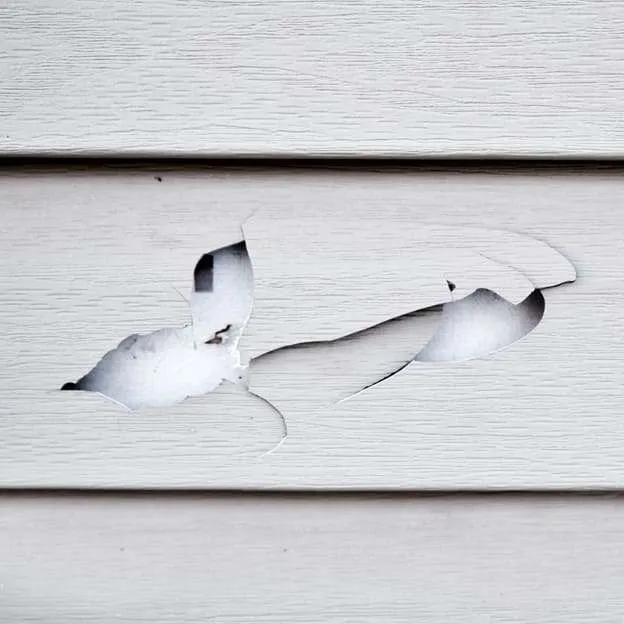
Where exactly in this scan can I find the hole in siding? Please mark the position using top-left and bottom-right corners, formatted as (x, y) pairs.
(415, 288), (545, 363)
(337, 287), (545, 401)
(62, 270), (548, 404)
(60, 241), (289, 449)
(61, 242), (255, 411)
(194, 253), (214, 292)
(59, 221), (573, 453)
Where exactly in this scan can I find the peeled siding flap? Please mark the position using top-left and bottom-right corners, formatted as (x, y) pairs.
(241, 216), (575, 358)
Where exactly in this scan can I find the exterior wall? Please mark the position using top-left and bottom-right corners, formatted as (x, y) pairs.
(2, 2), (623, 621)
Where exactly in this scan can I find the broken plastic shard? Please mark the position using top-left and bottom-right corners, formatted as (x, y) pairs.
(249, 306), (443, 413)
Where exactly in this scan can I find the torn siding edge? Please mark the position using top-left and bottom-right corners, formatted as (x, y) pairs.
(240, 215), (576, 359)
(55, 213), (576, 455)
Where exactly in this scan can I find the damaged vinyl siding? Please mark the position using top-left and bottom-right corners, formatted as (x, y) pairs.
(58, 214), (573, 453)
(0, 169), (619, 488)
(241, 214), (574, 358)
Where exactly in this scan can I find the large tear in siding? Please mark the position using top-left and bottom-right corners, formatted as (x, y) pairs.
(61, 215), (575, 451)
(239, 214), (575, 359)
(61, 241), (254, 410)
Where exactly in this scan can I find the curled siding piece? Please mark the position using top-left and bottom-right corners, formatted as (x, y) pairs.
(240, 215), (575, 360)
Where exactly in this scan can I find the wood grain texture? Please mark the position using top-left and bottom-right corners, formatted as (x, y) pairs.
(2, 0), (624, 157)
(1, 168), (623, 488)
(2, 494), (624, 623)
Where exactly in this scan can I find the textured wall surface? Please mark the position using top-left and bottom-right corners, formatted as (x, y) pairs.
(1, 168), (621, 489)
(2, 493), (624, 623)
(2, 0), (624, 156)
(3, 2), (624, 619)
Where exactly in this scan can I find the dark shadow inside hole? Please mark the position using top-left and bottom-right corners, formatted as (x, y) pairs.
(194, 253), (214, 292)
(193, 241), (249, 294)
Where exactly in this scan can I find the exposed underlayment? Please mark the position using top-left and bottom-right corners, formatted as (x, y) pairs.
(61, 218), (575, 448)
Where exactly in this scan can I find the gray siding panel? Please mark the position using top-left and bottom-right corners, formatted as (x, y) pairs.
(2, 1), (624, 156)
(0, 169), (621, 488)
(1, 494), (623, 623)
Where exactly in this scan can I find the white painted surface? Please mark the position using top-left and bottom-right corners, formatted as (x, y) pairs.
(1, 494), (624, 623)
(2, 0), (624, 157)
(0, 168), (622, 488)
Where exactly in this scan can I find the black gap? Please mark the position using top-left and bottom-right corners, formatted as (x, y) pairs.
(3, 156), (624, 174)
(0, 489), (622, 499)
(194, 254), (214, 292)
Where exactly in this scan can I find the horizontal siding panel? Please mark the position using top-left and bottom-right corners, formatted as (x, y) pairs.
(1, 0), (624, 157)
(2, 494), (624, 623)
(0, 168), (622, 488)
